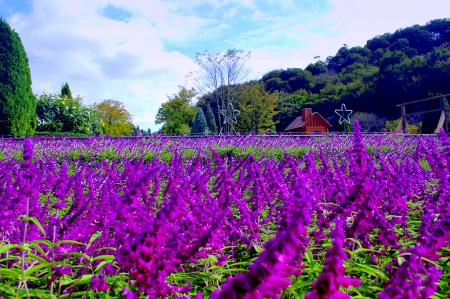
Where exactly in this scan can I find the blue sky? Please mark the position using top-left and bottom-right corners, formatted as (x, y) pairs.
(1, 0), (449, 131)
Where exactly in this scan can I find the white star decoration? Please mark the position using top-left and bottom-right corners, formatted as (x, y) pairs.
(335, 104), (353, 125)
(220, 103), (240, 125)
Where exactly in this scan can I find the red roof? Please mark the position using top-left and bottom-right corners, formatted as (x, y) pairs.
(285, 112), (332, 131)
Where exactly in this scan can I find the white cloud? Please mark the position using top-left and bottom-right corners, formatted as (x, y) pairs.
(8, 0), (199, 132)
(241, 0), (255, 7)
(132, 110), (158, 131)
(247, 48), (314, 79)
(323, 0), (450, 49)
(251, 10), (262, 20)
(225, 7), (236, 18)
(278, 0), (295, 9)
(217, 23), (232, 29)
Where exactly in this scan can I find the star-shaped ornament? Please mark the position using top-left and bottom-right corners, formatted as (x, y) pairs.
(335, 104), (353, 125)
(220, 103), (240, 124)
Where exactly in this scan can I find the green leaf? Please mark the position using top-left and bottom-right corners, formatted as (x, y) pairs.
(61, 276), (74, 286)
(368, 285), (384, 291)
(344, 248), (381, 256)
(22, 275), (39, 281)
(27, 243), (49, 259)
(0, 244), (28, 254)
(301, 267), (323, 274)
(288, 280), (315, 290)
(253, 245), (263, 254)
(55, 251), (90, 260)
(94, 246), (116, 252)
(19, 216), (46, 236)
(398, 253), (441, 267)
(26, 252), (49, 264)
(352, 295), (375, 299)
(53, 240), (85, 247)
(25, 289), (53, 298)
(28, 239), (52, 248)
(0, 268), (21, 279)
(0, 256), (21, 263)
(346, 238), (363, 249)
(60, 291), (86, 299)
(0, 268), (37, 281)
(86, 231), (103, 250)
(305, 249), (316, 268)
(73, 274), (94, 286)
(25, 261), (56, 276)
(227, 268), (249, 272)
(352, 263), (388, 280)
(91, 255), (115, 262)
(0, 283), (16, 296)
(227, 261), (251, 267)
(94, 261), (113, 273)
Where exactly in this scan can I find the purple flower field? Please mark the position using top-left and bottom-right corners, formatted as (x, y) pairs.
(0, 122), (449, 299)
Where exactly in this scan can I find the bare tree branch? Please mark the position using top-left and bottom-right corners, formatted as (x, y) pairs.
(191, 49), (251, 132)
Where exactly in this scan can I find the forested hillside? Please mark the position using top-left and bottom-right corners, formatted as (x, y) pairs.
(197, 19), (450, 133)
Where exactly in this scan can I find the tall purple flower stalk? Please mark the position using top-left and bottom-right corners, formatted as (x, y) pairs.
(380, 211), (450, 299)
(20, 138), (40, 299)
(305, 218), (360, 299)
(380, 245), (441, 299)
(115, 177), (191, 297)
(210, 183), (312, 299)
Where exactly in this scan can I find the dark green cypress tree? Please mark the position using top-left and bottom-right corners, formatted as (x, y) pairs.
(0, 18), (36, 136)
(205, 102), (218, 133)
(191, 108), (208, 135)
(60, 82), (73, 99)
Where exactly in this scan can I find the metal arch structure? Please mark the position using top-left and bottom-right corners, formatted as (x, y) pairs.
(396, 93), (450, 133)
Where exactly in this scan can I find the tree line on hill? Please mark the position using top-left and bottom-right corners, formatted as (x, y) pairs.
(0, 18), (140, 137)
(157, 18), (450, 134)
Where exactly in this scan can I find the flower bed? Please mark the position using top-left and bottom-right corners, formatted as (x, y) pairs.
(0, 122), (449, 298)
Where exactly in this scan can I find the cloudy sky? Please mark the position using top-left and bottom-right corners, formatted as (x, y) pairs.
(1, 0), (448, 131)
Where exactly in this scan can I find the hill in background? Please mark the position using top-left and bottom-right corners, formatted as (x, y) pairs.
(198, 19), (450, 133)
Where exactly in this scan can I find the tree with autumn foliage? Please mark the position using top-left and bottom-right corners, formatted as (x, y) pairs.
(95, 99), (134, 136)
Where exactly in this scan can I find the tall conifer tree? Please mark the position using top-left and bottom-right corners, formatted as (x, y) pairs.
(60, 82), (73, 100)
(205, 102), (218, 133)
(0, 18), (36, 136)
(191, 108), (208, 135)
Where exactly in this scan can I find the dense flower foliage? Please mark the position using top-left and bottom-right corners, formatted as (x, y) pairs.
(0, 125), (449, 298)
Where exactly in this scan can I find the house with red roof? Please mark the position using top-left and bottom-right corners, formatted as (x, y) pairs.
(285, 108), (332, 134)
